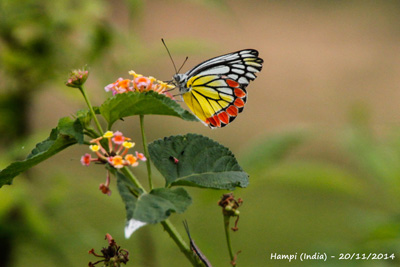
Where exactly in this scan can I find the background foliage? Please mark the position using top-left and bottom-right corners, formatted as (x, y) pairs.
(1, 0), (400, 266)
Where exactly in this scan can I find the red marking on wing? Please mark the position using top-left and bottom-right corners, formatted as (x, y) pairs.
(234, 88), (246, 98)
(218, 111), (229, 124)
(234, 98), (245, 108)
(207, 115), (221, 128)
(226, 79), (239, 88)
(227, 105), (238, 117)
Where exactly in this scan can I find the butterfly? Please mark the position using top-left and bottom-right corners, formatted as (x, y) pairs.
(173, 49), (263, 128)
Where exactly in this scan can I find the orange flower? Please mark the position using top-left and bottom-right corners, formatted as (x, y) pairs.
(125, 154), (138, 167)
(109, 156), (124, 168)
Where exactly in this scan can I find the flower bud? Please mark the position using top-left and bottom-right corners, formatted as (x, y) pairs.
(66, 66), (89, 88)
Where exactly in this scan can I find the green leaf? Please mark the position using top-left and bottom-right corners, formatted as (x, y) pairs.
(75, 109), (93, 129)
(117, 172), (192, 224)
(0, 114), (86, 187)
(0, 129), (77, 187)
(148, 133), (249, 190)
(99, 91), (198, 127)
(57, 117), (84, 144)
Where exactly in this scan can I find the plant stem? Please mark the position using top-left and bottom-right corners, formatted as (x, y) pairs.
(120, 167), (146, 194)
(139, 115), (153, 190)
(161, 220), (204, 267)
(223, 215), (235, 263)
(79, 85), (104, 136)
(123, 118), (200, 266)
(120, 167), (200, 266)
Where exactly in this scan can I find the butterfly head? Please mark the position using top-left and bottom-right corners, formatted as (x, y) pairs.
(172, 73), (189, 93)
(172, 73), (184, 83)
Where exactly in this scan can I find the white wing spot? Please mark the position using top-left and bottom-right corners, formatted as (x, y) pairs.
(199, 65), (230, 76)
(232, 64), (245, 69)
(239, 77), (249, 84)
(217, 87), (234, 94)
(232, 68), (245, 74)
(247, 66), (260, 73)
(245, 72), (256, 79)
(228, 74), (238, 80)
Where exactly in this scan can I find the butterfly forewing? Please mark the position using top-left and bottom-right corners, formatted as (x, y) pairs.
(176, 49), (263, 128)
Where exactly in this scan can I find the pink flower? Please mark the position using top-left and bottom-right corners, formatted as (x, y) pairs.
(106, 71), (176, 99)
(80, 153), (92, 166)
(136, 151), (147, 161)
(133, 76), (153, 92)
(104, 78), (133, 95)
(112, 131), (125, 145)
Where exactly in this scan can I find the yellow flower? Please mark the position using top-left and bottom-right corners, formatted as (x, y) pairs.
(89, 145), (100, 152)
(123, 141), (135, 149)
(129, 70), (142, 78)
(103, 131), (114, 138)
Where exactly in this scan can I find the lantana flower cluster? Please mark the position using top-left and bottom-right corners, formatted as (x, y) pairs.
(104, 71), (175, 99)
(81, 131), (146, 195)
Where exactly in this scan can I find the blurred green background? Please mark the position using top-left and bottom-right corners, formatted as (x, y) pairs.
(1, 0), (400, 266)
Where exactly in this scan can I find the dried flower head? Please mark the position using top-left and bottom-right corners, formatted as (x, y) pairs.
(218, 193), (243, 231)
(88, 234), (129, 267)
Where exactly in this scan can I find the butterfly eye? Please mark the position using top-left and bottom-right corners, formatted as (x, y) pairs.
(173, 74), (183, 83)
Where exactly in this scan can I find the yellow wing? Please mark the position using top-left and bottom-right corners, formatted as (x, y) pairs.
(183, 74), (245, 128)
(178, 49), (263, 128)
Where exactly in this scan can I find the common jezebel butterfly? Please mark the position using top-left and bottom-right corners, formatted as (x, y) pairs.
(173, 49), (263, 128)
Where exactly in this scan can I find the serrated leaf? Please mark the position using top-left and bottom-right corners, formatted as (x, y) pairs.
(148, 133), (249, 190)
(117, 172), (192, 224)
(0, 114), (85, 187)
(0, 129), (77, 187)
(99, 91), (198, 127)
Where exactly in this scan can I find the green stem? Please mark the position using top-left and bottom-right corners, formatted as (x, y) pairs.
(161, 220), (204, 267)
(121, 167), (146, 194)
(223, 215), (235, 263)
(79, 85), (104, 136)
(84, 128), (100, 139)
(139, 115), (153, 190)
(120, 167), (200, 266)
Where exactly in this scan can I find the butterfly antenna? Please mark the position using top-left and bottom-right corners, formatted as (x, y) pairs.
(177, 56), (189, 73)
(161, 38), (178, 74)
